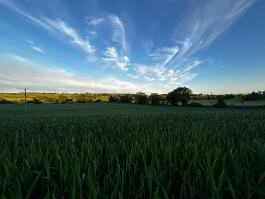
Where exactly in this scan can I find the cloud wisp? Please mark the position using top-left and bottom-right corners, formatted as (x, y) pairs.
(0, 0), (95, 58)
(130, 60), (201, 86)
(1, 1), (128, 70)
(0, 53), (143, 93)
(43, 18), (96, 55)
(86, 17), (104, 26)
(85, 15), (129, 71)
(102, 47), (129, 71)
(26, 40), (45, 54)
(86, 15), (128, 55)
(0, 0), (258, 93)
(31, 46), (45, 54)
(109, 15), (127, 56)
(126, 0), (257, 92)
(159, 0), (257, 68)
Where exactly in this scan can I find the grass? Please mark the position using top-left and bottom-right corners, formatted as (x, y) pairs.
(0, 103), (265, 198)
(0, 102), (225, 117)
(190, 99), (265, 106)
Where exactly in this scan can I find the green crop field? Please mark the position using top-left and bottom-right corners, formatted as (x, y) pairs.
(189, 99), (265, 106)
(1, 103), (265, 198)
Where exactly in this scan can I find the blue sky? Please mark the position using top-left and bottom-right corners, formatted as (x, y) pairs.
(0, 0), (264, 94)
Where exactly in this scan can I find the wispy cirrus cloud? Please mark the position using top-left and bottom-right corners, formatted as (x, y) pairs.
(31, 46), (45, 54)
(86, 17), (104, 26)
(127, 0), (257, 92)
(0, 0), (55, 32)
(1, 0), (127, 70)
(85, 15), (129, 71)
(43, 18), (96, 55)
(26, 40), (45, 54)
(0, 0), (96, 58)
(0, 53), (143, 93)
(131, 59), (200, 83)
(0, 0), (258, 93)
(127, 62), (198, 93)
(86, 15), (128, 55)
(26, 40), (34, 45)
(149, 47), (180, 67)
(102, 47), (129, 71)
(109, 15), (127, 55)
(160, 0), (257, 68)
(2, 0), (129, 72)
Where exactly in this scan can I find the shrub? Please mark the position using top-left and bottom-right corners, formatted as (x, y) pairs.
(33, 98), (42, 104)
(0, 99), (12, 104)
(62, 99), (73, 104)
(58, 95), (68, 103)
(120, 95), (133, 103)
(186, 102), (203, 107)
(109, 96), (119, 102)
(45, 97), (58, 103)
(214, 99), (227, 108)
(95, 99), (101, 103)
(76, 94), (88, 103)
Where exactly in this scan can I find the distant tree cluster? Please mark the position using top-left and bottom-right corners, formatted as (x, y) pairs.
(221, 94), (235, 100)
(166, 87), (192, 106)
(135, 92), (148, 104)
(243, 91), (265, 101)
(120, 94), (133, 103)
(149, 93), (162, 105)
(109, 87), (193, 106)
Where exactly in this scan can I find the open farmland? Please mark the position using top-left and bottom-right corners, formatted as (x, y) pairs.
(1, 103), (265, 198)
(189, 99), (265, 106)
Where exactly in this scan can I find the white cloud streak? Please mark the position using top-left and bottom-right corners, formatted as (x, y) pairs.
(0, 53), (142, 93)
(26, 40), (34, 45)
(109, 15), (127, 55)
(31, 46), (45, 54)
(102, 47), (129, 71)
(26, 40), (45, 54)
(0, 0), (95, 57)
(161, 0), (257, 67)
(86, 17), (104, 26)
(132, 60), (200, 84)
(0, 0), (257, 93)
(133, 0), (257, 91)
(43, 18), (96, 55)
(149, 47), (180, 67)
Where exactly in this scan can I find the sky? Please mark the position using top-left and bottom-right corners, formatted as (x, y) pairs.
(0, 0), (264, 94)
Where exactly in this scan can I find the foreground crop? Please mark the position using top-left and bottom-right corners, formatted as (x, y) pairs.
(1, 110), (265, 198)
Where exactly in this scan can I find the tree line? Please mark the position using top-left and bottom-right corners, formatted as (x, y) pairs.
(0, 88), (264, 105)
(110, 87), (194, 106)
(109, 87), (265, 107)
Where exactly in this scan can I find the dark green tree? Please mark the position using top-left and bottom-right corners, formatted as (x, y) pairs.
(214, 98), (227, 108)
(166, 87), (192, 106)
(76, 94), (87, 103)
(120, 94), (133, 103)
(135, 92), (149, 104)
(58, 94), (68, 103)
(150, 93), (162, 105)
(109, 96), (119, 102)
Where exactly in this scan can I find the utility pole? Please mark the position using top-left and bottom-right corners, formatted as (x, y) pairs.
(24, 89), (27, 115)
(24, 89), (27, 103)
